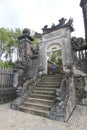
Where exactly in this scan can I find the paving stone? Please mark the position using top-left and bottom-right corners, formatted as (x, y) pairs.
(0, 103), (87, 130)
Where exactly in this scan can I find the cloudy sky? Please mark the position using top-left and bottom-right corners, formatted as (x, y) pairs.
(0, 0), (85, 37)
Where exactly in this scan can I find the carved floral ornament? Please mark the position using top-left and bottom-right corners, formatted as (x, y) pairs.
(42, 17), (74, 34)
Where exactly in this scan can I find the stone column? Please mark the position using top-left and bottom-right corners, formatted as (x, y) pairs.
(62, 29), (73, 72)
(39, 42), (47, 74)
(13, 28), (34, 88)
(80, 0), (87, 43)
(18, 28), (33, 63)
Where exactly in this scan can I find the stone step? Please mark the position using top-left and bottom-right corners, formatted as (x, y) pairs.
(43, 76), (62, 79)
(39, 81), (60, 83)
(41, 79), (62, 82)
(47, 74), (65, 77)
(34, 87), (57, 91)
(36, 84), (59, 88)
(45, 75), (63, 77)
(22, 102), (51, 111)
(41, 77), (61, 80)
(17, 74), (64, 120)
(19, 106), (49, 118)
(30, 93), (55, 100)
(26, 97), (54, 105)
(32, 90), (55, 95)
(38, 82), (60, 85)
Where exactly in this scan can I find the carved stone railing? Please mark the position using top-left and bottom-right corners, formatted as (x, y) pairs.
(49, 72), (76, 121)
(10, 74), (42, 109)
(72, 39), (87, 73)
(71, 39), (87, 105)
(71, 41), (87, 105)
(74, 45), (87, 60)
(10, 28), (43, 109)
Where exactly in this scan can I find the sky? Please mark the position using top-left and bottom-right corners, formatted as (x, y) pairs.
(0, 0), (85, 38)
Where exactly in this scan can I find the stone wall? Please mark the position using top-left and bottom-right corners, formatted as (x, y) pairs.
(74, 76), (86, 104)
(74, 47), (87, 74)
(75, 59), (87, 73)
(72, 44), (87, 105)
(65, 75), (76, 121)
(28, 58), (39, 79)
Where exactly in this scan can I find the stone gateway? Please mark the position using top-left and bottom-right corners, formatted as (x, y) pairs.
(10, 0), (87, 122)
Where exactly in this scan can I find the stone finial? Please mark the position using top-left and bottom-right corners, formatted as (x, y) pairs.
(58, 17), (67, 26)
(80, 0), (86, 7)
(18, 28), (33, 42)
(23, 28), (30, 35)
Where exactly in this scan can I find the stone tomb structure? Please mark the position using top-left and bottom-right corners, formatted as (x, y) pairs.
(0, 0), (87, 122)
(11, 18), (77, 121)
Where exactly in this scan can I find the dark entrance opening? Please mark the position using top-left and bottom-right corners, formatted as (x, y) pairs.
(47, 49), (63, 75)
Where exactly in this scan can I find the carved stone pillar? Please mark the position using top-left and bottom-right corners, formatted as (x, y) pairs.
(18, 28), (33, 63)
(80, 0), (87, 43)
(13, 28), (34, 88)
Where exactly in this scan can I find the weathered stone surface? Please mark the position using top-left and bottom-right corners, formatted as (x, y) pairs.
(80, 0), (87, 43)
(11, 14), (87, 121)
(42, 17), (74, 35)
(74, 75), (86, 104)
(11, 28), (41, 109)
(65, 75), (76, 121)
(49, 73), (76, 122)
(75, 60), (87, 73)
(39, 27), (73, 74)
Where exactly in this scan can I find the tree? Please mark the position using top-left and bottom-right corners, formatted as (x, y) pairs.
(0, 28), (39, 64)
(0, 28), (22, 61)
(50, 50), (62, 65)
(71, 36), (86, 50)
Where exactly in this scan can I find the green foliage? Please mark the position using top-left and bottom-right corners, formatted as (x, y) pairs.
(0, 28), (39, 63)
(57, 50), (62, 56)
(57, 57), (62, 65)
(51, 53), (56, 63)
(50, 50), (62, 65)
(71, 36), (86, 47)
(32, 35), (39, 48)
(0, 28), (22, 45)
(0, 61), (15, 68)
(0, 28), (22, 61)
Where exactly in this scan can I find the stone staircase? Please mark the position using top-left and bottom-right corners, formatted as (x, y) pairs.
(19, 75), (63, 118)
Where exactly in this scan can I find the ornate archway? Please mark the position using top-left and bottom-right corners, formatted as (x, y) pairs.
(39, 26), (73, 74)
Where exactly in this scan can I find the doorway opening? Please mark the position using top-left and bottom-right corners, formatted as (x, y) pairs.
(47, 43), (63, 75)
